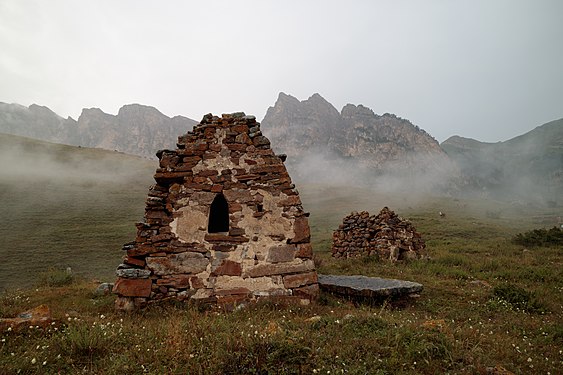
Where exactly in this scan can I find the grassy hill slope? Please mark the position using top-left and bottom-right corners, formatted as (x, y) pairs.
(441, 118), (563, 202)
(0, 133), (155, 290)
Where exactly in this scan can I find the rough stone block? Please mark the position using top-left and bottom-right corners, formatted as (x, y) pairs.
(243, 259), (315, 278)
(283, 272), (318, 289)
(292, 284), (319, 300)
(295, 243), (313, 259)
(146, 252), (208, 275)
(156, 275), (191, 288)
(266, 245), (297, 263)
(113, 278), (152, 298)
(211, 260), (242, 276)
(290, 216), (311, 244)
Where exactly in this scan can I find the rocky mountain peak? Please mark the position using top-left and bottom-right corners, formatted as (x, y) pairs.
(341, 103), (376, 118)
(261, 92), (450, 173)
(117, 103), (164, 118)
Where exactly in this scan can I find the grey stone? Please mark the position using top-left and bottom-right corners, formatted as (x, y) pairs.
(94, 282), (114, 296)
(147, 252), (208, 275)
(116, 268), (152, 278)
(318, 274), (422, 299)
(266, 244), (297, 263)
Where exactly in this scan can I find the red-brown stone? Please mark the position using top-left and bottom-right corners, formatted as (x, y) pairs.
(231, 124), (249, 133)
(124, 256), (146, 267)
(292, 284), (319, 299)
(114, 278), (152, 297)
(295, 243), (313, 259)
(189, 277), (205, 289)
(156, 275), (191, 288)
(250, 165), (286, 174)
(197, 170), (218, 177)
(283, 272), (318, 288)
(228, 202), (243, 213)
(211, 260), (242, 276)
(227, 143), (247, 151)
(278, 196), (301, 207)
(290, 216), (311, 244)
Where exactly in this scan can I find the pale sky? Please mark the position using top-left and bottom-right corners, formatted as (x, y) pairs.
(1, 0), (562, 142)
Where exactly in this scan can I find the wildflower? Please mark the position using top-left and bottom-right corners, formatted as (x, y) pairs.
(527, 357), (532, 362)
(31, 358), (37, 364)
(42, 361), (47, 366)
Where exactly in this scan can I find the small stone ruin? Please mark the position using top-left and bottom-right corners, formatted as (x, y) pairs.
(114, 112), (318, 311)
(331, 207), (425, 261)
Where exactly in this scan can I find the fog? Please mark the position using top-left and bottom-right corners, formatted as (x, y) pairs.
(283, 144), (562, 209)
(0, 139), (155, 188)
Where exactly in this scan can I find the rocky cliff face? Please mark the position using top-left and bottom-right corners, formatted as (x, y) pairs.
(261, 93), (455, 188)
(75, 104), (197, 158)
(0, 102), (197, 159)
(0, 102), (77, 144)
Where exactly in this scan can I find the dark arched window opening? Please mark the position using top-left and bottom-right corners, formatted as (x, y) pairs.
(208, 193), (229, 233)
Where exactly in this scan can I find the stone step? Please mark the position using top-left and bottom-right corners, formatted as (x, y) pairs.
(318, 274), (423, 299)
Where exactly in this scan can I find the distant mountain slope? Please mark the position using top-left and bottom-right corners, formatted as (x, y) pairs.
(0, 102), (197, 159)
(261, 92), (456, 189)
(441, 118), (563, 202)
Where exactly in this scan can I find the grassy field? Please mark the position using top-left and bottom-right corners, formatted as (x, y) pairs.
(1, 134), (562, 373)
(0, 133), (155, 290)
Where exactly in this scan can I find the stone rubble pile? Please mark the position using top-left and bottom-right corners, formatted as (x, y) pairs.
(331, 207), (425, 261)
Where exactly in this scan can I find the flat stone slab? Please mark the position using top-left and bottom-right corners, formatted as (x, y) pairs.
(318, 274), (423, 299)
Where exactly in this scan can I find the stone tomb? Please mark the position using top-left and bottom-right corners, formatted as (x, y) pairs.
(332, 207), (425, 261)
(114, 113), (318, 310)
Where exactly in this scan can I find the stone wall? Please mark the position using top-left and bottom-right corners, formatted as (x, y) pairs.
(331, 207), (425, 261)
(114, 112), (318, 310)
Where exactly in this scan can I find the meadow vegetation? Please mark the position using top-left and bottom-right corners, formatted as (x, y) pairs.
(1, 188), (562, 374)
(1, 137), (561, 373)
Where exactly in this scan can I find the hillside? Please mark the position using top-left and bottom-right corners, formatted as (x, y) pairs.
(441, 118), (563, 203)
(0, 133), (155, 290)
(0, 102), (197, 159)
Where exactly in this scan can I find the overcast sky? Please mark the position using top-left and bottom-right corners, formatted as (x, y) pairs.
(1, 1), (562, 142)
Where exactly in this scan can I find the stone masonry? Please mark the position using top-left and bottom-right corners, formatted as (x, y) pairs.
(114, 113), (318, 311)
(332, 207), (425, 261)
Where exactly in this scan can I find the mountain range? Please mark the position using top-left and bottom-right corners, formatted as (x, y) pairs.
(0, 95), (561, 202)
(0, 102), (196, 159)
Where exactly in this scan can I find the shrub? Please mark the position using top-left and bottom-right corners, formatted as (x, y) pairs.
(512, 226), (563, 247)
(38, 267), (75, 287)
(491, 284), (547, 313)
